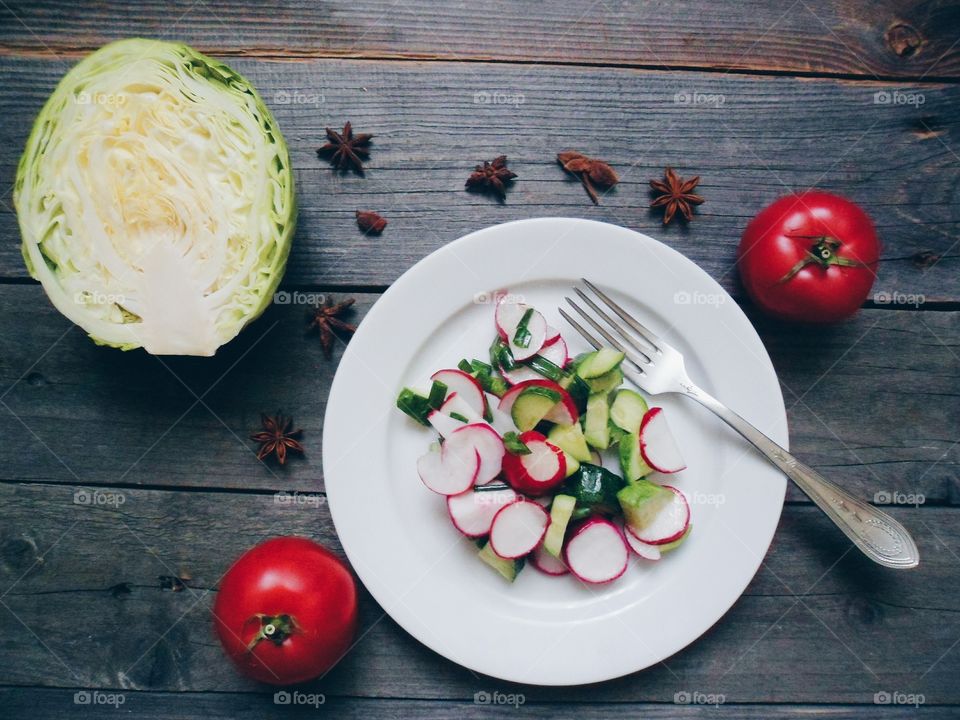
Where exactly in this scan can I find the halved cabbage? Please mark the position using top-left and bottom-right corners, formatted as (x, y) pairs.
(15, 39), (296, 356)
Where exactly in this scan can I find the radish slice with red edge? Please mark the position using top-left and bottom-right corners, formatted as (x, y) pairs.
(639, 407), (686, 473)
(627, 486), (690, 545)
(447, 423), (504, 485)
(416, 445), (479, 495)
(427, 409), (464, 439)
(623, 528), (662, 560)
(544, 325), (561, 344)
(498, 379), (578, 425)
(489, 500), (550, 559)
(447, 486), (517, 537)
(530, 543), (569, 575)
(494, 296), (527, 340)
(439, 392), (484, 424)
(500, 335), (569, 385)
(507, 308), (547, 361)
(431, 369), (487, 417)
(564, 518), (629, 583)
(485, 393), (518, 435)
(501, 431), (566, 496)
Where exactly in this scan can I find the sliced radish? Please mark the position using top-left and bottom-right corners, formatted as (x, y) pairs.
(544, 325), (562, 344)
(501, 431), (566, 496)
(448, 423), (504, 485)
(500, 336), (569, 385)
(416, 445), (479, 495)
(427, 409), (465, 439)
(508, 308), (547, 361)
(623, 529), (662, 560)
(530, 543), (569, 576)
(447, 486), (517, 537)
(494, 296), (527, 340)
(627, 486), (690, 545)
(431, 369), (487, 418)
(440, 392), (484, 424)
(589, 450), (603, 467)
(485, 393), (518, 435)
(638, 407), (687, 473)
(564, 518), (629, 584)
(489, 500), (550, 559)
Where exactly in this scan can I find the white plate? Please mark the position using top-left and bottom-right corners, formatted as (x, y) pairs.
(323, 218), (787, 685)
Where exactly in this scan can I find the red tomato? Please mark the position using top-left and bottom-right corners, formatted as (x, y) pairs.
(213, 537), (357, 685)
(737, 191), (880, 322)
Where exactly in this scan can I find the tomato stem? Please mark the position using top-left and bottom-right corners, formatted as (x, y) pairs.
(778, 234), (868, 284)
(244, 613), (301, 653)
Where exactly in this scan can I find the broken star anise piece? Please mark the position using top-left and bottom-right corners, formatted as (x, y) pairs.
(557, 151), (619, 205)
(650, 167), (704, 225)
(356, 210), (387, 234)
(251, 412), (304, 465)
(465, 155), (517, 202)
(318, 121), (373, 175)
(307, 296), (357, 357)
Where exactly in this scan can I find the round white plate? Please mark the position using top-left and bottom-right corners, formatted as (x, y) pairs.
(323, 218), (787, 685)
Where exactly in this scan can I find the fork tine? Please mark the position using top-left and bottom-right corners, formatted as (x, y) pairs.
(573, 288), (653, 364)
(557, 308), (601, 350)
(564, 298), (649, 372)
(582, 278), (661, 351)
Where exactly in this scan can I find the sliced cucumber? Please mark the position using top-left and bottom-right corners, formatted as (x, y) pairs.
(617, 479), (673, 530)
(561, 463), (626, 514)
(558, 372), (590, 411)
(575, 348), (625, 379)
(586, 367), (623, 394)
(563, 451), (580, 477)
(510, 386), (562, 432)
(544, 494), (577, 557)
(584, 393), (611, 449)
(548, 422), (592, 462)
(610, 389), (649, 434)
(607, 421), (628, 447)
(619, 427), (653, 481)
(659, 525), (692, 552)
(478, 540), (524, 581)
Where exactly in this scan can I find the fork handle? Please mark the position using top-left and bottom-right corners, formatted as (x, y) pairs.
(684, 385), (919, 569)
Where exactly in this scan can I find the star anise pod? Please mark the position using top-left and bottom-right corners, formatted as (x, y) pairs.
(251, 412), (304, 465)
(557, 151), (619, 204)
(307, 296), (357, 357)
(356, 210), (387, 234)
(318, 121), (373, 175)
(650, 167), (704, 224)
(465, 155), (517, 202)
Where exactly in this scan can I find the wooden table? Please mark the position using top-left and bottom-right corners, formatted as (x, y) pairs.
(1, 2), (958, 717)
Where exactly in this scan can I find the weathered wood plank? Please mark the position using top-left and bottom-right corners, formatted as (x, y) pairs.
(0, 1), (958, 79)
(1, 285), (955, 503)
(0, 688), (951, 719)
(0, 482), (956, 701)
(0, 58), (958, 299)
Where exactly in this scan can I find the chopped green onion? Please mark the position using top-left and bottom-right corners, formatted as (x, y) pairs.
(503, 431), (532, 455)
(512, 308), (535, 348)
(396, 388), (431, 426)
(427, 380), (448, 410)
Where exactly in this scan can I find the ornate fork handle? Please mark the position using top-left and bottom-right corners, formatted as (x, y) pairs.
(686, 384), (919, 569)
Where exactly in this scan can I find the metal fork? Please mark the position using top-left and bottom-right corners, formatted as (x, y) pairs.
(561, 279), (919, 569)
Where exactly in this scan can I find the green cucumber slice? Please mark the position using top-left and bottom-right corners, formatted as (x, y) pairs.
(559, 372), (590, 410)
(619, 427), (653, 481)
(544, 494), (577, 557)
(617, 479), (673, 530)
(563, 451), (580, 478)
(478, 541), (524, 581)
(510, 386), (562, 431)
(610, 389), (649, 433)
(586, 367), (623, 394)
(562, 463), (626, 514)
(584, 393), (611, 449)
(575, 348), (625, 379)
(548, 422), (592, 462)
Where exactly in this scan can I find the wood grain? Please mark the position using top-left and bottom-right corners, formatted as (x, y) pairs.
(0, 481), (956, 702)
(0, 1), (958, 79)
(1, 286), (955, 503)
(0, 688), (952, 719)
(0, 58), (958, 300)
